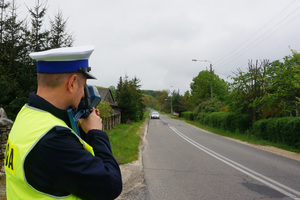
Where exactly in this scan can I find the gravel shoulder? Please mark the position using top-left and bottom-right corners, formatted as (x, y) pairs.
(197, 127), (300, 162)
(240, 141), (300, 161)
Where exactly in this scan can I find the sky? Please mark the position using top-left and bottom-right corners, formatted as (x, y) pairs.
(14, 0), (300, 94)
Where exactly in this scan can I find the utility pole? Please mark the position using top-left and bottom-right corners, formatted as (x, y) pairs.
(209, 62), (213, 101)
(170, 86), (174, 114)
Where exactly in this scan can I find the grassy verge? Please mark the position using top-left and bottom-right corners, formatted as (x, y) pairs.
(107, 110), (150, 164)
(168, 115), (300, 154)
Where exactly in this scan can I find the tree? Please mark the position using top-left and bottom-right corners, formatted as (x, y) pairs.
(117, 75), (145, 123)
(141, 90), (157, 98)
(0, 0), (36, 119)
(97, 101), (113, 119)
(48, 9), (73, 48)
(116, 76), (123, 101)
(183, 90), (195, 111)
(190, 70), (229, 105)
(27, 0), (49, 51)
(294, 57), (300, 104)
(96, 101), (113, 130)
(230, 60), (270, 122)
(142, 94), (157, 108)
(0, 0), (9, 44)
(130, 76), (145, 121)
(171, 90), (184, 114)
(229, 52), (300, 121)
(155, 90), (169, 112)
(262, 51), (300, 117)
(190, 71), (211, 104)
(0, 0), (73, 119)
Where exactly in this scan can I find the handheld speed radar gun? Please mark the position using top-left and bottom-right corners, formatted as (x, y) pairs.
(67, 85), (101, 136)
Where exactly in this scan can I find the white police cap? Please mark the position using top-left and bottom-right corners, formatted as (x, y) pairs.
(29, 45), (96, 79)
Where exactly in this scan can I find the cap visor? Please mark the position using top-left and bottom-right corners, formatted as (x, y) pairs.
(83, 71), (97, 79)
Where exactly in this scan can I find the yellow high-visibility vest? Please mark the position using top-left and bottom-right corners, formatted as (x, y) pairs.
(5, 104), (94, 200)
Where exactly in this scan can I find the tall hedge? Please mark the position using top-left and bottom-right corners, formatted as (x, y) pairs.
(252, 117), (300, 148)
(181, 111), (195, 121)
(197, 112), (252, 133)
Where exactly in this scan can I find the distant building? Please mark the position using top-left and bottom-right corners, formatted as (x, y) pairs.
(97, 88), (121, 130)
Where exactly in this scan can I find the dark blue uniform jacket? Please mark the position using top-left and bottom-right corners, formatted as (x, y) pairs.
(24, 93), (122, 200)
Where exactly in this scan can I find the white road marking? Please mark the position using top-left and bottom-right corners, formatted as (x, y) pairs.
(162, 118), (300, 200)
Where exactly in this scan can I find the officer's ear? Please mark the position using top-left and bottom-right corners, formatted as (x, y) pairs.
(66, 74), (78, 93)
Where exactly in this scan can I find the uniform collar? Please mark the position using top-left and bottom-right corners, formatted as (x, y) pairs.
(28, 93), (72, 128)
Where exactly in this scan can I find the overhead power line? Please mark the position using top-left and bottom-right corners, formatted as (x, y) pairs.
(214, 0), (297, 66)
(213, 1), (300, 70)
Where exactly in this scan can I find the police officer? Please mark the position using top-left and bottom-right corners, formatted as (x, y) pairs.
(5, 46), (122, 200)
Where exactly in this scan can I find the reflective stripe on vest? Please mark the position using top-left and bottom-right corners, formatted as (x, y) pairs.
(5, 105), (94, 199)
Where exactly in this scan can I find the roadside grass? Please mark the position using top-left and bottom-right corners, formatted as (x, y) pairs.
(107, 110), (150, 164)
(166, 114), (300, 154)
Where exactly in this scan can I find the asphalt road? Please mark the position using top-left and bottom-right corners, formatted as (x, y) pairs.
(143, 114), (300, 200)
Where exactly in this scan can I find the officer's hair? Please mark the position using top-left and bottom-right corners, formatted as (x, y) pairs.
(37, 73), (85, 88)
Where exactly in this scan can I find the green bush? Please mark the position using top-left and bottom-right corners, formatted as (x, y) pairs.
(252, 119), (268, 139)
(226, 113), (252, 133)
(195, 100), (227, 115)
(253, 117), (300, 148)
(181, 111), (195, 121)
(196, 112), (208, 124)
(197, 112), (252, 133)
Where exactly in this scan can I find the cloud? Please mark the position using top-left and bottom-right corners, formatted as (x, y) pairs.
(18, 0), (300, 94)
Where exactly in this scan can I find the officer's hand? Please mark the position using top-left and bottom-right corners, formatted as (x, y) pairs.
(78, 108), (103, 133)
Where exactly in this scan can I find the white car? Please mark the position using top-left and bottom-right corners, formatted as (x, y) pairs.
(151, 111), (160, 119)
